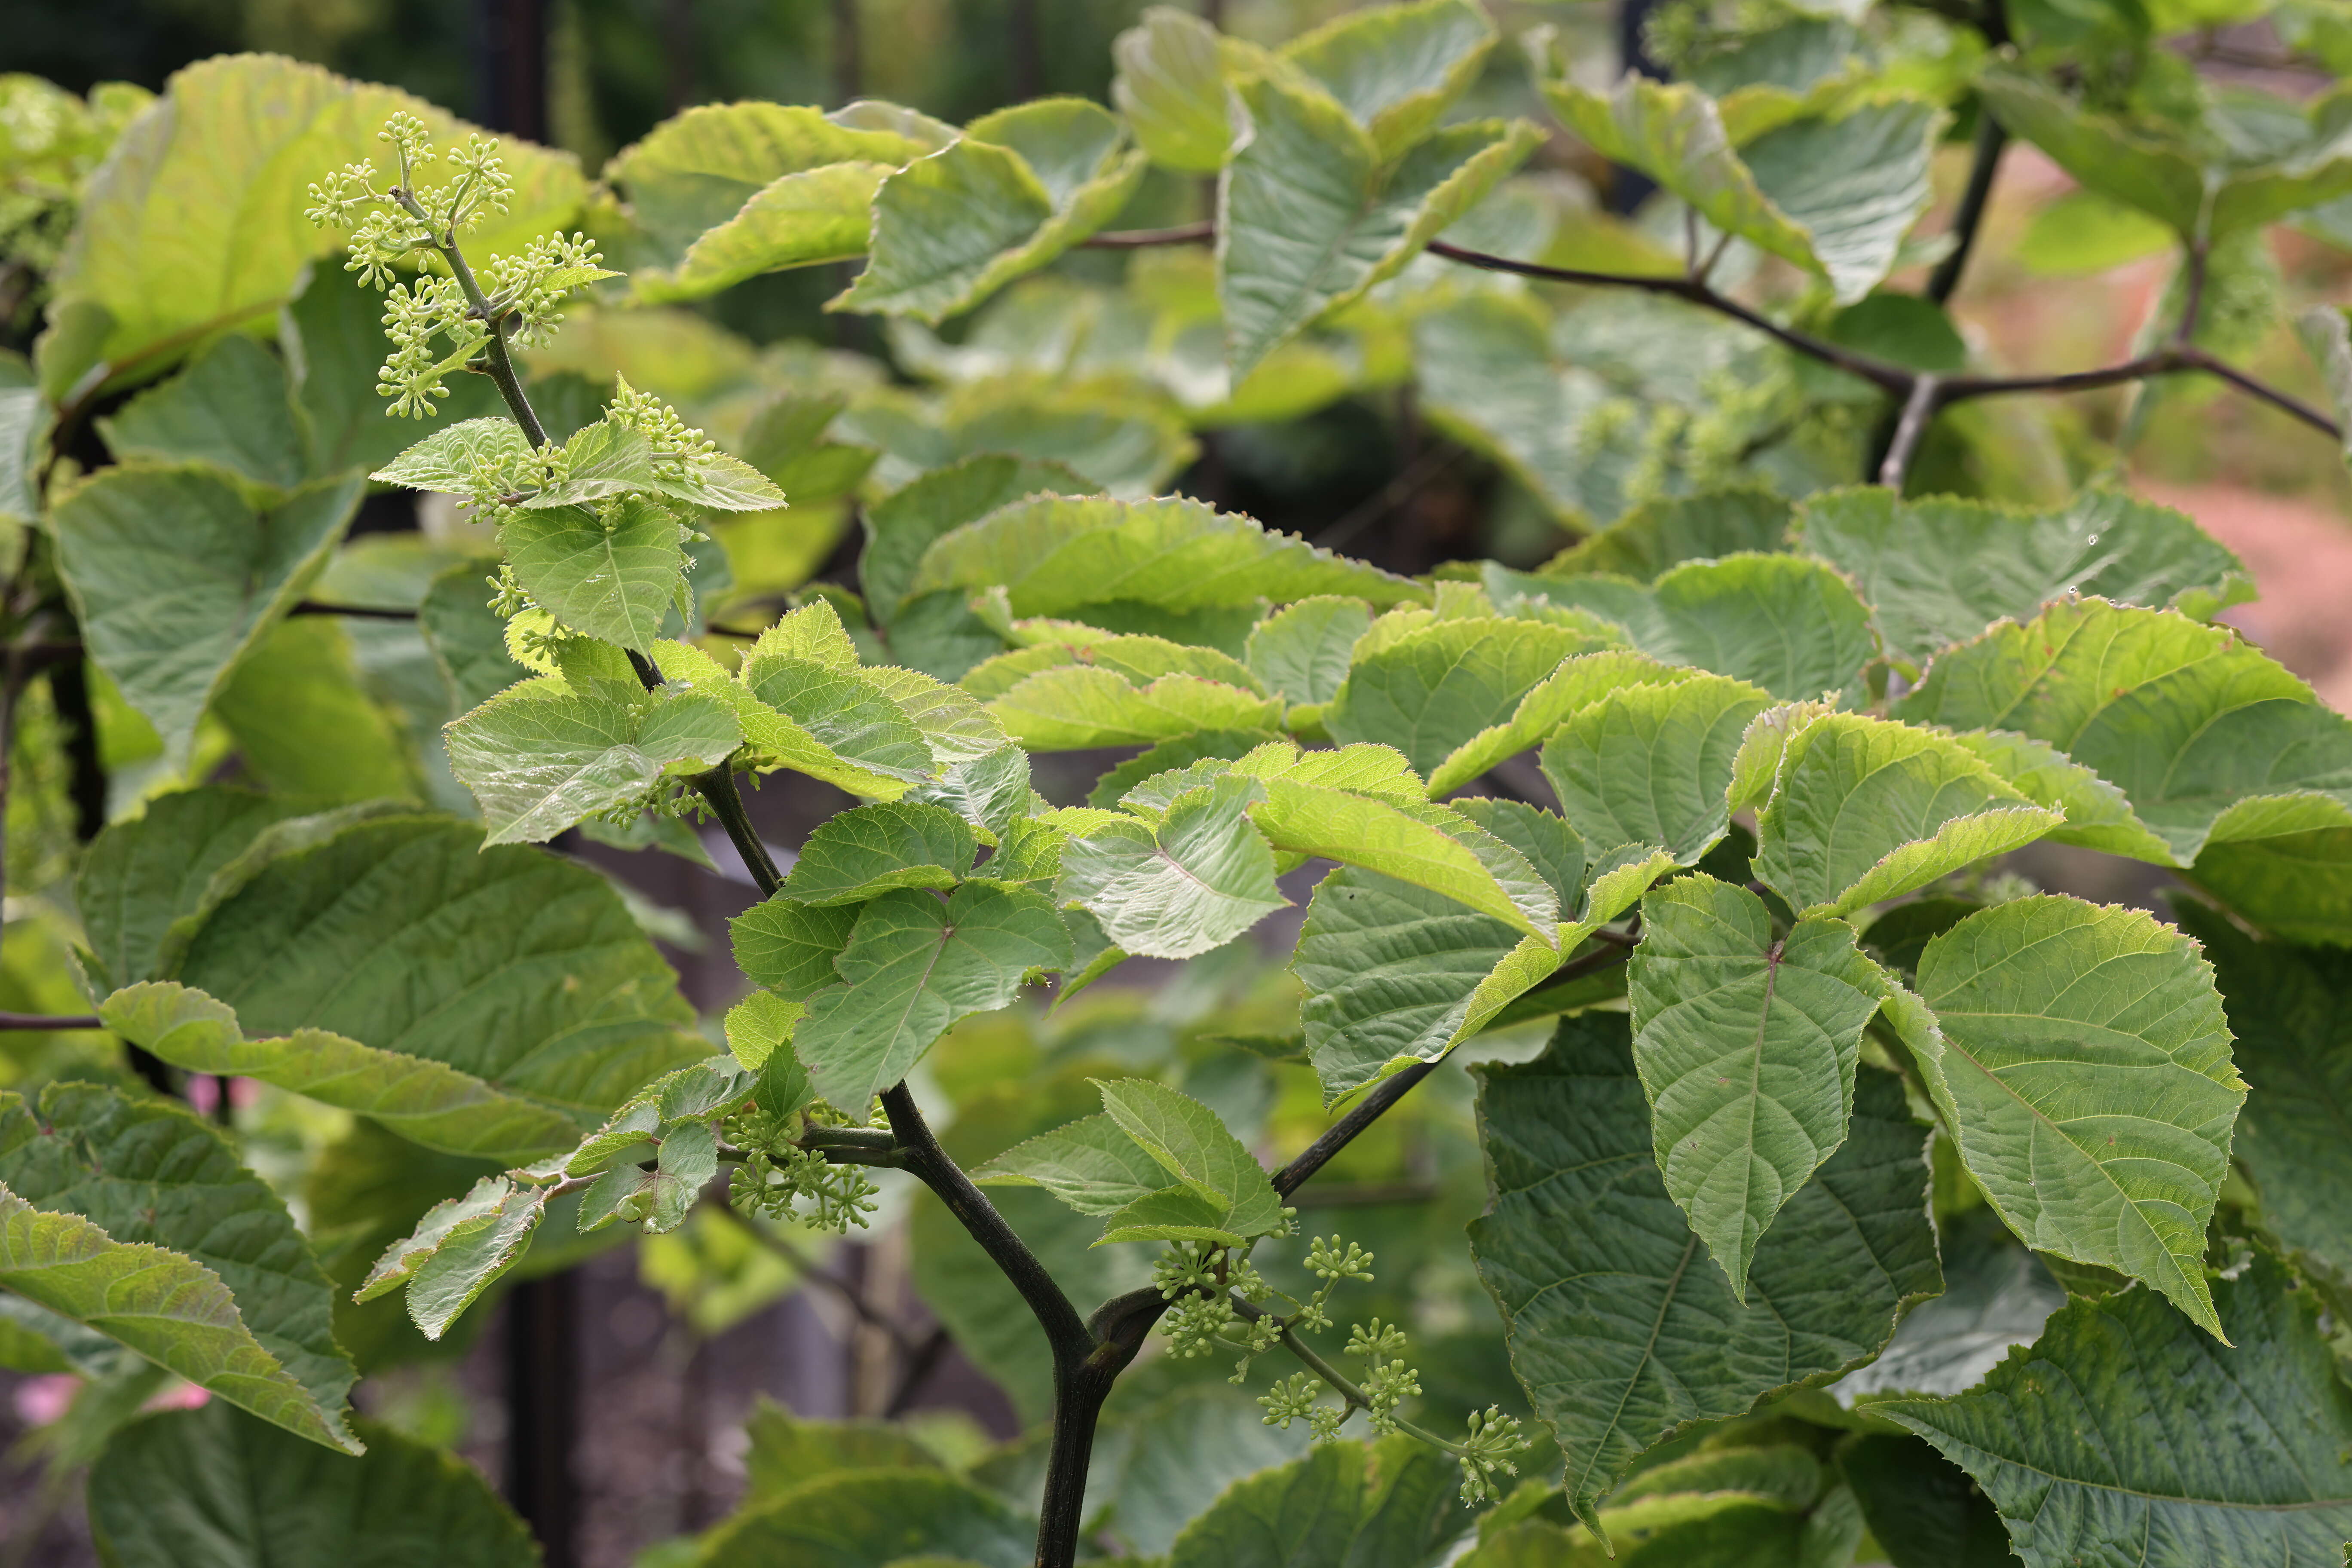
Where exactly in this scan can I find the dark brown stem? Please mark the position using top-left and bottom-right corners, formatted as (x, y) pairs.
(1926, 112), (2007, 306)
(1081, 219), (1216, 248)
(290, 601), (421, 620)
(0, 1013), (102, 1031)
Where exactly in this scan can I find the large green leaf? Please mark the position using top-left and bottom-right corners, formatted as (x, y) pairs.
(46, 53), (584, 386)
(175, 815), (706, 1115)
(1166, 1436), (1465, 1568)
(986, 666), (1285, 750)
(2173, 903), (2352, 1285)
(696, 1469), (1036, 1568)
(97, 334), (306, 491)
(1540, 674), (1772, 863)
(1628, 873), (1891, 1297)
(910, 493), (1423, 619)
(651, 635), (934, 798)
(1546, 75), (1939, 301)
(1979, 66), (2352, 239)
(100, 982), (580, 1163)
(1500, 554), (1876, 701)
(1751, 713), (2061, 916)
(212, 617), (422, 804)
(1428, 649), (1703, 799)
(0, 1084), (359, 1450)
(1794, 487), (2252, 674)
(1325, 616), (1610, 777)
(792, 883), (1069, 1108)
(1246, 596), (1375, 708)
(781, 801), (979, 905)
(50, 466), (361, 768)
(0, 1185), (349, 1452)
(1830, 1208), (2063, 1406)
(861, 453), (1089, 624)
(1540, 486), (1793, 581)
(1902, 895), (2242, 1338)
(1219, 69), (1540, 378)
(1947, 727), (2180, 866)
(443, 678), (740, 845)
(89, 1403), (538, 1567)
(498, 496), (689, 652)
(1470, 1014), (1938, 1537)
(834, 99), (1147, 322)
(1832, 1433), (2019, 1568)
(1895, 598), (2352, 865)
(731, 897), (863, 1000)
(1872, 1251), (2352, 1567)
(1058, 774), (1288, 959)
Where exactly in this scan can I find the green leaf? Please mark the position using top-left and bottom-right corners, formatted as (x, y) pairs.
(47, 54), (584, 381)
(0, 1083), (360, 1450)
(0, 1184), (350, 1452)
(1793, 486), (2254, 673)
(355, 1173), (549, 1339)
(861, 453), (1088, 623)
(1058, 774), (1289, 959)
(1093, 1076), (1285, 1240)
(695, 1469), (1036, 1568)
(443, 679), (739, 846)
(1112, 6), (1233, 173)
(175, 815), (706, 1115)
(1979, 65), (2352, 239)
(1166, 1436), (1467, 1568)
(793, 883), (1069, 1108)
(986, 666), (1285, 750)
(643, 160), (898, 302)
(88, 1402), (539, 1568)
(1895, 598), (2352, 865)
(910, 493), (1424, 619)
(2171, 903), (2352, 1286)
(212, 617), (421, 804)
(97, 334), (306, 491)
(1471, 1014), (1939, 1538)
(1540, 674), (1772, 863)
(1830, 1209), (2064, 1405)
(419, 560), (529, 712)
(1945, 728), (2179, 866)
(282, 268), (505, 478)
(1547, 75), (1940, 302)
(1502, 554), (1877, 701)
(834, 99), (1146, 322)
(1246, 776), (1559, 937)
(1751, 713), (2061, 916)
(1628, 873), (1892, 1297)
(1219, 69), (1540, 378)
(1428, 649), (1704, 799)
(971, 1113), (1174, 1215)
(654, 634), (937, 799)
(730, 897), (862, 1001)
(742, 1400), (941, 1499)
(781, 801), (979, 905)
(1540, 485), (1794, 581)
(1902, 895), (2242, 1338)
(1834, 1433), (2021, 1568)
(1281, 0), (1498, 158)
(1325, 616), (1613, 777)
(499, 496), (687, 652)
(373, 416), (531, 491)
(1245, 596), (1374, 708)
(101, 981), (580, 1163)
(1871, 1250), (2352, 1567)
(50, 466), (361, 769)
(0, 382), (47, 528)
(962, 629), (1264, 701)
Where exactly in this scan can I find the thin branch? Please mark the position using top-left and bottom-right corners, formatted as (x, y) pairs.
(1941, 346), (2341, 437)
(1229, 1298), (1463, 1454)
(0, 1013), (101, 1032)
(290, 601), (421, 621)
(1926, 112), (2007, 305)
(1877, 373), (1945, 490)
(884, 1325), (954, 1418)
(1080, 219), (1215, 248)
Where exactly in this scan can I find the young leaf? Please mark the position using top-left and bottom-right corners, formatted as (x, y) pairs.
(1471, 1015), (1939, 1539)
(174, 816), (707, 1115)
(1628, 874), (1891, 1298)
(653, 638), (936, 798)
(1219, 69), (1540, 378)
(1503, 553), (1877, 701)
(1057, 774), (1289, 959)
(986, 666), (1285, 750)
(1324, 616), (1613, 777)
(1112, 5), (1233, 172)
(793, 883), (1070, 1108)
(1427, 649), (1704, 798)
(1895, 598), (2352, 865)
(0, 1084), (360, 1450)
(1871, 1251), (2352, 1567)
(1246, 781), (1559, 936)
(1540, 674), (1772, 863)
(972, 1114), (1175, 1215)
(1281, 0), (1498, 158)
(1794, 486), (2253, 673)
(1246, 595), (1374, 707)
(89, 1403), (539, 1568)
(909, 493), (1424, 619)
(1751, 713), (2063, 916)
(499, 496), (688, 653)
(1903, 895), (2243, 1338)
(50, 466), (362, 769)
(834, 99), (1147, 322)
(374, 416), (532, 492)
(780, 801), (980, 905)
(861, 453), (1089, 623)
(444, 680), (741, 845)
(100, 981), (582, 1163)
(730, 895), (863, 1000)
(97, 333), (307, 491)
(1091, 1078), (1286, 1240)
(356, 1174), (550, 1339)
(1167, 1436), (1465, 1568)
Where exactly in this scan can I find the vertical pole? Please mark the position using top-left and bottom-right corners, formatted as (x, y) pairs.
(505, 1276), (579, 1568)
